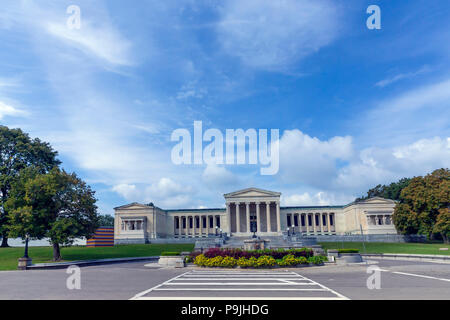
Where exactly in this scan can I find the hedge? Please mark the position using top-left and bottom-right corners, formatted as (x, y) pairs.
(194, 254), (327, 268)
(337, 249), (359, 254)
(200, 248), (314, 259)
(160, 252), (181, 256)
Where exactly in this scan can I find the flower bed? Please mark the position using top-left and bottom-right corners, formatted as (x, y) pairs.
(192, 248), (327, 268)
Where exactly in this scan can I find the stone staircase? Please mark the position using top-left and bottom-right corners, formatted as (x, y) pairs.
(221, 235), (318, 249)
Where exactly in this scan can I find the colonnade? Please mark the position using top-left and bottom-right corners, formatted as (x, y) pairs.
(286, 212), (336, 234)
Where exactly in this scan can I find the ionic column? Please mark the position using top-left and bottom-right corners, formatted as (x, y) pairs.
(266, 202), (271, 232)
(319, 213), (323, 233)
(206, 215), (210, 235)
(256, 202), (261, 234)
(312, 214), (316, 234)
(236, 203), (241, 233)
(246, 202), (250, 233)
(192, 216), (197, 237)
(225, 203), (231, 235)
(199, 215), (203, 236)
(276, 201), (281, 232)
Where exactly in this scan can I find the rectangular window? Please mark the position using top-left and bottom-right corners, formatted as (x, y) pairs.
(216, 216), (220, 228)
(294, 215), (298, 227)
(189, 218), (193, 228)
(322, 215), (327, 225)
(315, 215), (319, 226)
(209, 217), (213, 228)
(330, 214), (334, 226)
(287, 215), (292, 227)
(308, 215), (312, 226)
(301, 215), (305, 227)
(175, 218), (179, 229)
(182, 218), (186, 229)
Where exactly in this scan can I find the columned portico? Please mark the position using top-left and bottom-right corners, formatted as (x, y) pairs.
(224, 188), (282, 236)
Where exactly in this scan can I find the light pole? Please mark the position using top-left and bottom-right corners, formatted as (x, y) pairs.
(292, 225), (295, 236)
(286, 227), (290, 237)
(18, 234), (32, 270)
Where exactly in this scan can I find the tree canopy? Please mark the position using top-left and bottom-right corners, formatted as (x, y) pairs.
(0, 126), (60, 247)
(392, 168), (450, 242)
(5, 168), (99, 260)
(98, 214), (114, 227)
(356, 177), (411, 202)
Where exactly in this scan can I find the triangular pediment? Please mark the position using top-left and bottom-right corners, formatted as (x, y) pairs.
(224, 187), (281, 199)
(114, 202), (151, 210)
(359, 197), (397, 204)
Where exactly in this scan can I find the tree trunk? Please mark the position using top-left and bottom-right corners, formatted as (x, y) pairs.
(0, 233), (8, 247)
(442, 233), (449, 244)
(53, 243), (62, 261)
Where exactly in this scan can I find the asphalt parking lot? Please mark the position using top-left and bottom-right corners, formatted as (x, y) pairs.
(0, 259), (449, 300)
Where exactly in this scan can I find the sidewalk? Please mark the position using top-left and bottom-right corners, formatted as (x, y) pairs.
(26, 256), (159, 270)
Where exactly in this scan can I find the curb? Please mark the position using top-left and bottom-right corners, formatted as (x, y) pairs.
(362, 253), (450, 263)
(26, 256), (159, 270)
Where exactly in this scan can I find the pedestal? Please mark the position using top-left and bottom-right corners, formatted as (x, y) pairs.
(243, 239), (270, 251)
(18, 257), (32, 270)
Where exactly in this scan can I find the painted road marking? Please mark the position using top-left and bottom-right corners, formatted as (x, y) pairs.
(131, 270), (349, 300)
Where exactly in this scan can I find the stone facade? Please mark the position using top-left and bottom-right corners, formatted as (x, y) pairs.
(114, 187), (398, 244)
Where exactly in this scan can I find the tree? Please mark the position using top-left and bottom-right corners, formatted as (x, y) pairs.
(5, 168), (99, 260)
(392, 168), (449, 242)
(0, 126), (60, 247)
(98, 214), (114, 227)
(356, 177), (411, 202)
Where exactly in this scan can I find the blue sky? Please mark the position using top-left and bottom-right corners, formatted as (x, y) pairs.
(0, 0), (449, 215)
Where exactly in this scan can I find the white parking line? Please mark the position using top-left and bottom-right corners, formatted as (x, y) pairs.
(392, 271), (450, 282)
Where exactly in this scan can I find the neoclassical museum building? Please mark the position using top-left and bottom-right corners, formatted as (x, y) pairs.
(114, 188), (398, 244)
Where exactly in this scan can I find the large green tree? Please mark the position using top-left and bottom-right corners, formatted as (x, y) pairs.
(392, 168), (450, 242)
(5, 168), (99, 260)
(356, 177), (411, 202)
(98, 214), (114, 227)
(0, 126), (60, 247)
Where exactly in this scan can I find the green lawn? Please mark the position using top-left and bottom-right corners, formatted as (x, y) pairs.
(319, 242), (450, 255)
(0, 244), (194, 271)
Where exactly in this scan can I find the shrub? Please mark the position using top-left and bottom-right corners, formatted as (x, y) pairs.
(237, 256), (258, 268)
(194, 254), (208, 267)
(308, 255), (328, 265)
(160, 252), (180, 256)
(202, 248), (314, 260)
(338, 249), (359, 254)
(220, 256), (237, 268)
(256, 255), (277, 268)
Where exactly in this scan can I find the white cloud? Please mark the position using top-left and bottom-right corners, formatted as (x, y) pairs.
(375, 65), (431, 87)
(217, 0), (340, 70)
(45, 21), (132, 66)
(112, 178), (196, 208)
(278, 129), (353, 187)
(335, 137), (450, 193)
(0, 101), (27, 119)
(282, 191), (353, 206)
(202, 164), (239, 187)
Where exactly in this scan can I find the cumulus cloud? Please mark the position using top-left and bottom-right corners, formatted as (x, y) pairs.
(112, 178), (196, 208)
(217, 0), (341, 70)
(202, 164), (240, 187)
(278, 129), (353, 188)
(335, 137), (450, 193)
(282, 191), (353, 206)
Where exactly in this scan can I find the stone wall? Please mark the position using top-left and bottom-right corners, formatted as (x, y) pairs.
(314, 234), (426, 243)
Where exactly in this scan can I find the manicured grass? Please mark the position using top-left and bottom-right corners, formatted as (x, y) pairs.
(319, 242), (450, 255)
(0, 244), (194, 271)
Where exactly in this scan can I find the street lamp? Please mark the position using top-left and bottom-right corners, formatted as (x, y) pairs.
(286, 227), (290, 237)
(292, 225), (296, 236)
(215, 226), (218, 236)
(23, 234), (29, 259)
